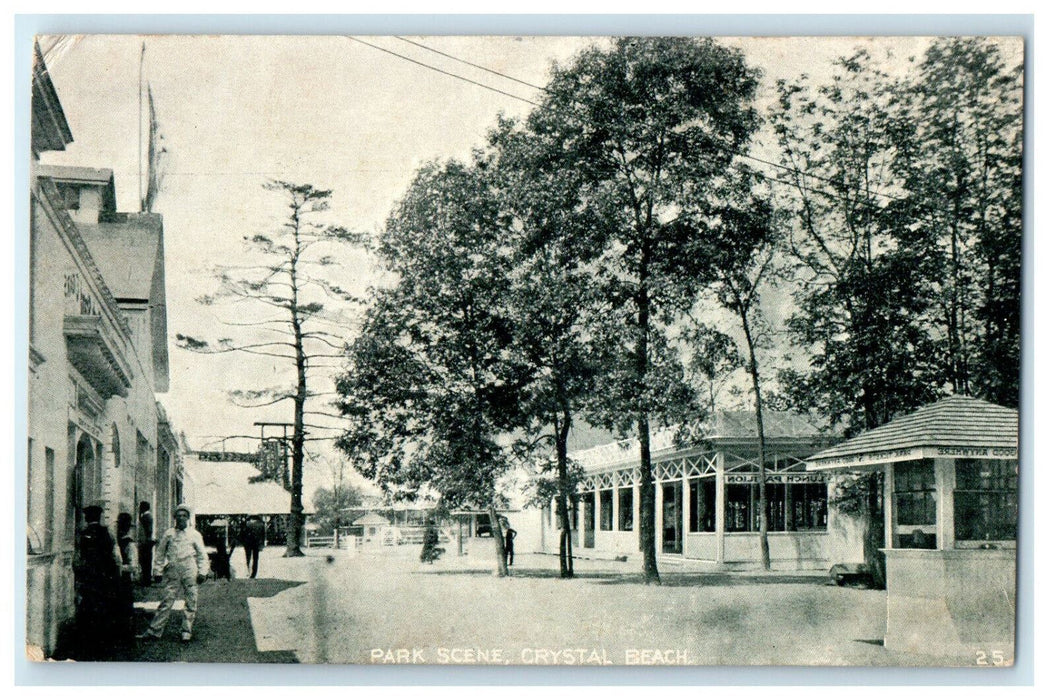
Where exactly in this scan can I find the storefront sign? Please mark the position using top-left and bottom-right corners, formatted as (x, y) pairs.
(809, 445), (1017, 470)
(724, 473), (827, 484)
(930, 446), (1018, 458)
(196, 451), (259, 463)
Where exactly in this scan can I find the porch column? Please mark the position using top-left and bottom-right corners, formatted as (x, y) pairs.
(632, 476), (640, 539)
(681, 460), (690, 557)
(883, 463), (894, 550)
(936, 458), (956, 551)
(716, 451), (726, 564)
(655, 475), (663, 560)
(576, 496), (583, 549)
(594, 489), (601, 545)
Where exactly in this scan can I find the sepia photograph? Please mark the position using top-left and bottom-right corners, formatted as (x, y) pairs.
(23, 31), (1024, 669)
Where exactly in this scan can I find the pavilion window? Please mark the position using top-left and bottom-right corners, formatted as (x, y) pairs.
(725, 484), (753, 532)
(893, 459), (937, 549)
(954, 459), (1017, 544)
(581, 492), (595, 546)
(763, 482), (785, 532)
(617, 486), (633, 531)
(688, 476), (716, 533)
(599, 489), (613, 531)
(787, 483), (827, 531)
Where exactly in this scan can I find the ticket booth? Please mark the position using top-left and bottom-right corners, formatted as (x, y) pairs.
(807, 396), (1018, 660)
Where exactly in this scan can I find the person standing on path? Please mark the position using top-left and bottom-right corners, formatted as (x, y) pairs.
(138, 504), (207, 642)
(115, 512), (140, 643)
(504, 521), (517, 567)
(242, 514), (265, 579)
(74, 504), (121, 655)
(137, 501), (155, 586)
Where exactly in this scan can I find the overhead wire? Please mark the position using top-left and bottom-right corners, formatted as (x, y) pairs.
(386, 36), (909, 208)
(347, 36), (964, 235)
(345, 36), (541, 108)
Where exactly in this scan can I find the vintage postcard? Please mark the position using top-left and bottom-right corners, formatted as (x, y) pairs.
(25, 33), (1023, 667)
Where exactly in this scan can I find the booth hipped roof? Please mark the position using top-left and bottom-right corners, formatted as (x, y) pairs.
(806, 395), (1018, 468)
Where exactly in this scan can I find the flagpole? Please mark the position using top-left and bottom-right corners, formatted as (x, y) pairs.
(138, 41), (145, 212)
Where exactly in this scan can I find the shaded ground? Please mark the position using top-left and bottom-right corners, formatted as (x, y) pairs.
(251, 544), (968, 667)
(52, 563), (302, 663)
(51, 543), (971, 666)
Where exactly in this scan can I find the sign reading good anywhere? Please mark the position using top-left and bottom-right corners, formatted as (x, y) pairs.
(196, 451), (259, 463)
(724, 473), (827, 484)
(808, 445), (1018, 471)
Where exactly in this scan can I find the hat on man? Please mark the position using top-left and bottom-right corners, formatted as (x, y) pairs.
(83, 504), (103, 521)
(175, 503), (191, 516)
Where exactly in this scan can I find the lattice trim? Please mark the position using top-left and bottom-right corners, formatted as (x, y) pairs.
(655, 459), (683, 482)
(684, 454), (717, 477)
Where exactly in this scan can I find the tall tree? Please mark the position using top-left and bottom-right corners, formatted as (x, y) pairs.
(703, 176), (783, 570)
(889, 37), (1023, 406)
(487, 119), (606, 578)
(176, 181), (357, 557)
(335, 160), (527, 577)
(523, 37), (761, 583)
(769, 51), (948, 586)
(311, 483), (363, 535)
(770, 49), (945, 436)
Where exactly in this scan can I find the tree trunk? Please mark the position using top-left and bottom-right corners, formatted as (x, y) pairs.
(638, 412), (661, 584)
(285, 212), (306, 558)
(635, 268), (661, 584)
(741, 307), (771, 571)
(555, 408), (574, 578)
(487, 506), (508, 577)
(862, 471), (886, 588)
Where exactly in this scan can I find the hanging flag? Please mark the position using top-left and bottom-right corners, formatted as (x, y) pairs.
(142, 83), (166, 213)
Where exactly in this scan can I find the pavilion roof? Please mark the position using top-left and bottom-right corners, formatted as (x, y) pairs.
(571, 410), (829, 472)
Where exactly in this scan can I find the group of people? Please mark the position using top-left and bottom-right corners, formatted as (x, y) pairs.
(206, 514), (266, 581)
(73, 501), (159, 653)
(75, 502), (269, 653)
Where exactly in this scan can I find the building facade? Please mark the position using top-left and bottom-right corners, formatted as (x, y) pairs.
(26, 43), (182, 658)
(533, 411), (865, 571)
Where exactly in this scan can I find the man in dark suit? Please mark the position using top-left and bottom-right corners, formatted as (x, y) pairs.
(242, 515), (266, 578)
(137, 501), (155, 586)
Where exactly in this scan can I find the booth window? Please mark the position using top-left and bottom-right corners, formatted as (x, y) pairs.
(954, 459), (1017, 544)
(894, 459), (937, 548)
(617, 487), (634, 531)
(599, 490), (613, 531)
(689, 477), (716, 532)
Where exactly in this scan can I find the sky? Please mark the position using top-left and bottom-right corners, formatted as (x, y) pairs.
(35, 34), (1022, 494)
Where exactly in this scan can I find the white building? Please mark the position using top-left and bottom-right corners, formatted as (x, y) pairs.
(26, 43), (182, 658)
(530, 411), (866, 571)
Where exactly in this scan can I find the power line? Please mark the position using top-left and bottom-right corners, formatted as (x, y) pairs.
(348, 36), (958, 231)
(394, 36), (547, 93)
(384, 36), (903, 203)
(345, 36), (541, 108)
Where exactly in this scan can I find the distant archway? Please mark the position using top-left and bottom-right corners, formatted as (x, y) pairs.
(72, 434), (98, 535)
